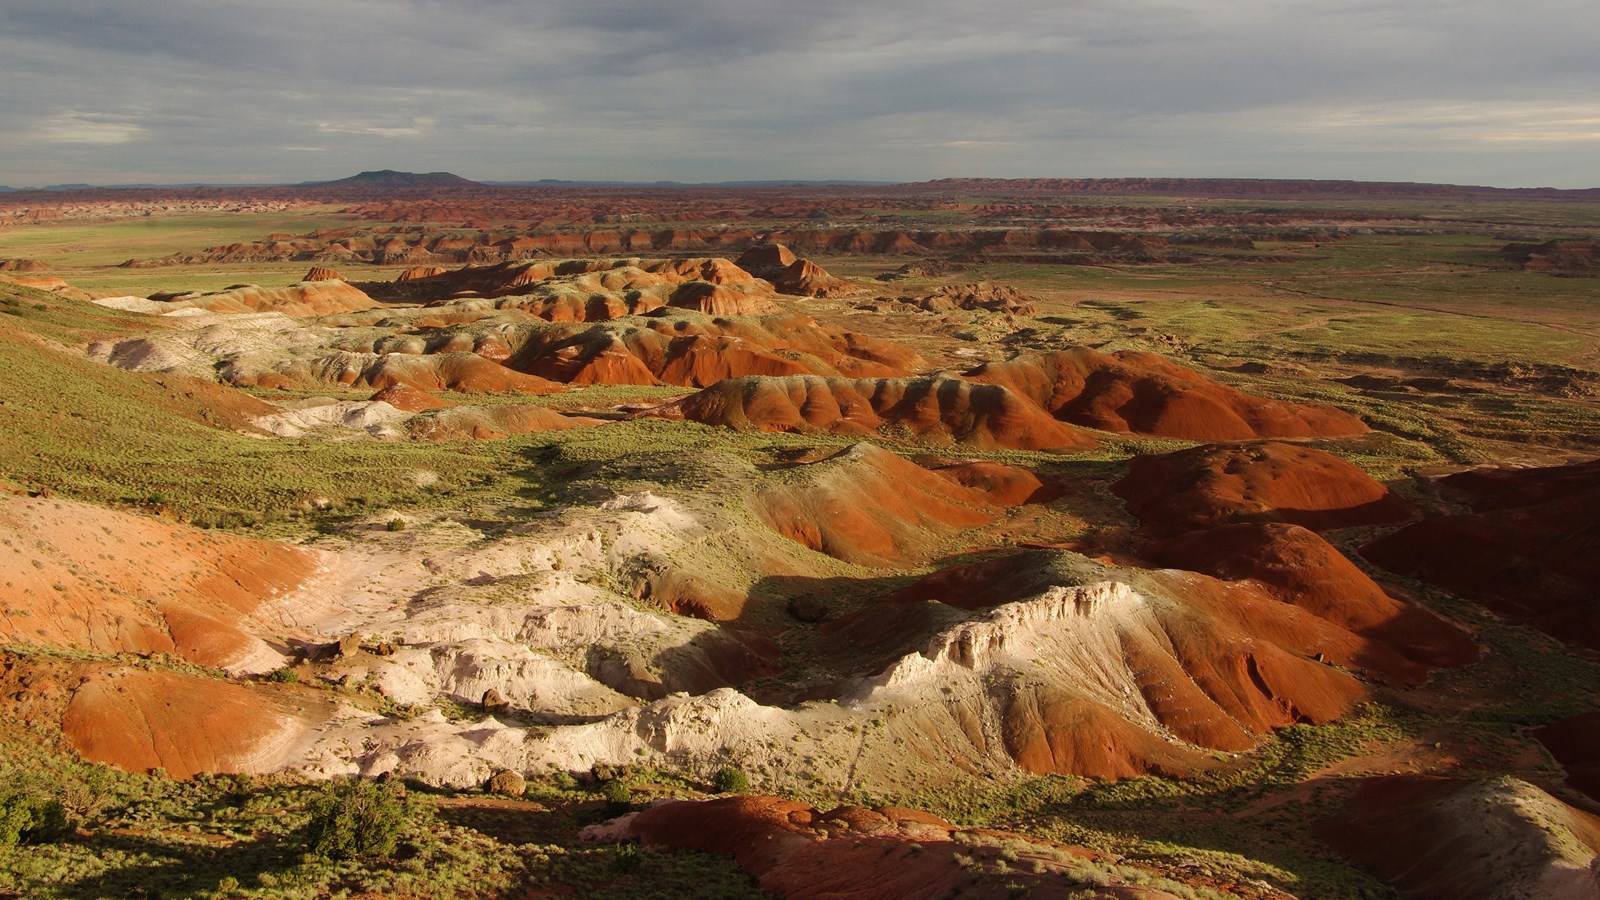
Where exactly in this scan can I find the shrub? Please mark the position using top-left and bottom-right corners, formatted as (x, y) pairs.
(711, 766), (749, 795)
(385, 518), (407, 532)
(303, 777), (418, 860)
(0, 790), (70, 850)
(265, 667), (300, 683)
(600, 779), (632, 813)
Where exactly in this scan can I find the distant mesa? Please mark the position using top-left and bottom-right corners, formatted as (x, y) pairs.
(965, 348), (1369, 441)
(310, 169), (483, 190)
(1500, 239), (1600, 272)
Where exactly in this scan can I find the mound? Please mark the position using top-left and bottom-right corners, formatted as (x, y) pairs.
(407, 404), (603, 441)
(1318, 775), (1600, 899)
(1362, 459), (1600, 649)
(1144, 523), (1477, 682)
(369, 383), (452, 411)
(926, 458), (1052, 506)
(850, 553), (1369, 778)
(242, 351), (563, 395)
(1535, 713), (1600, 802)
(752, 443), (998, 567)
(647, 374), (1097, 451)
(303, 265), (345, 282)
(149, 280), (380, 317)
(505, 311), (924, 387)
(1501, 239), (1600, 272)
(902, 282), (1038, 314)
(0, 494), (316, 672)
(62, 667), (317, 779)
(588, 795), (1190, 900)
(1114, 442), (1411, 537)
(769, 259), (850, 297)
(965, 348), (1368, 440)
(0, 258), (49, 272)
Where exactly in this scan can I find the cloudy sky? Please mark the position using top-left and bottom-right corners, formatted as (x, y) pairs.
(1, 0), (1596, 187)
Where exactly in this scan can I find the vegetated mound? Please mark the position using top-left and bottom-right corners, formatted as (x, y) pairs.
(1501, 239), (1600, 272)
(406, 404), (603, 441)
(62, 667), (319, 779)
(965, 348), (1369, 440)
(366, 256), (769, 305)
(237, 349), (563, 394)
(0, 258), (49, 272)
(0, 494), (315, 672)
(752, 443), (999, 567)
(1143, 523), (1477, 682)
(1317, 775), (1600, 900)
(147, 280), (381, 316)
(504, 311), (924, 387)
(587, 795), (1194, 899)
(896, 281), (1039, 314)
(645, 374), (1098, 451)
(1362, 458), (1600, 650)
(1535, 713), (1600, 803)
(1114, 441), (1412, 537)
(846, 550), (1371, 779)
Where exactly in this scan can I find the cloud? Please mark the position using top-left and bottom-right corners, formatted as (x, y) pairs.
(0, 0), (1595, 186)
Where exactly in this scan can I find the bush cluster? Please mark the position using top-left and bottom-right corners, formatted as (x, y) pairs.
(303, 777), (422, 861)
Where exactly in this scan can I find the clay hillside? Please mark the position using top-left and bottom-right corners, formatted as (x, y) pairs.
(0, 175), (1597, 899)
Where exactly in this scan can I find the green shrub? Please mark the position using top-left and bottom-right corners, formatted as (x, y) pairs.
(303, 777), (419, 860)
(600, 779), (632, 813)
(386, 517), (407, 532)
(0, 790), (70, 850)
(265, 666), (300, 683)
(711, 766), (749, 795)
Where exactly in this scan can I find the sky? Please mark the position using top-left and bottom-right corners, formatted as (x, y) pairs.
(1, 0), (1597, 188)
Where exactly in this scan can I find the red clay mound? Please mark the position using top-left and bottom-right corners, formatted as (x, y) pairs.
(1535, 713), (1600, 803)
(243, 351), (563, 395)
(369, 383), (452, 411)
(62, 667), (318, 779)
(1145, 523), (1477, 683)
(733, 243), (798, 273)
(1318, 775), (1600, 899)
(965, 348), (1368, 440)
(148, 281), (380, 316)
(1363, 459), (1600, 650)
(770, 258), (850, 296)
(0, 494), (316, 671)
(1114, 441), (1412, 537)
(396, 265), (448, 281)
(926, 459), (1053, 506)
(0, 258), (50, 272)
(648, 374), (1097, 451)
(303, 266), (345, 282)
(753, 443), (999, 567)
(506, 312), (924, 387)
(864, 550), (1371, 777)
(592, 795), (1187, 899)
(406, 404), (603, 441)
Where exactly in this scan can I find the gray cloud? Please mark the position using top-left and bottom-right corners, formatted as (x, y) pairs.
(0, 0), (1595, 186)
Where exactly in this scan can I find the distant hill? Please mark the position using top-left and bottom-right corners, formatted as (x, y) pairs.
(309, 170), (483, 190)
(913, 177), (1600, 201)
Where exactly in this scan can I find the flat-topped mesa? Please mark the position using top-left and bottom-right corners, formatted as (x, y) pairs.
(643, 373), (1098, 451)
(965, 347), (1368, 440)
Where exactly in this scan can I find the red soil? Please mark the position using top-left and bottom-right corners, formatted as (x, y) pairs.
(148, 281), (381, 316)
(61, 667), (315, 779)
(1534, 713), (1600, 802)
(407, 405), (603, 441)
(240, 351), (563, 395)
(965, 348), (1368, 440)
(603, 795), (1184, 899)
(302, 266), (345, 281)
(926, 459), (1053, 506)
(0, 494), (316, 670)
(369, 383), (453, 411)
(506, 312), (923, 387)
(1362, 458), (1600, 650)
(647, 374), (1098, 451)
(1145, 523), (1478, 683)
(753, 443), (998, 567)
(1114, 442), (1412, 537)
